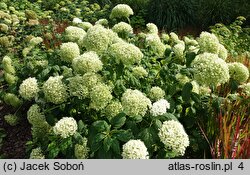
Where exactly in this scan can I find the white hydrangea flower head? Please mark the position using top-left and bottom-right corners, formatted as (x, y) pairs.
(169, 32), (180, 43)
(158, 120), (189, 156)
(68, 75), (89, 99)
(146, 23), (158, 34)
(72, 17), (82, 24)
(90, 83), (113, 111)
(3, 93), (22, 108)
(60, 42), (80, 62)
(72, 51), (103, 74)
(43, 76), (68, 104)
(161, 33), (170, 43)
(132, 66), (148, 79)
(122, 139), (149, 159)
(110, 4), (134, 19)
(192, 53), (230, 86)
(112, 22), (133, 37)
(64, 26), (86, 44)
(27, 104), (46, 126)
(53, 117), (77, 138)
(74, 137), (89, 159)
(78, 22), (93, 31)
(121, 89), (151, 117)
(29, 37), (43, 46)
(30, 147), (45, 159)
(105, 100), (123, 119)
(239, 83), (250, 96)
(2, 55), (15, 74)
(184, 36), (198, 46)
(149, 86), (165, 101)
(95, 18), (109, 26)
(218, 44), (228, 60)
(82, 73), (103, 89)
(173, 42), (185, 58)
(197, 32), (220, 54)
(150, 99), (170, 116)
(145, 34), (166, 57)
(19, 77), (39, 100)
(175, 73), (190, 85)
(199, 86), (211, 95)
(4, 114), (19, 126)
(228, 62), (249, 83)
(191, 81), (200, 94)
(188, 45), (199, 54)
(83, 25), (116, 54)
(109, 42), (143, 65)
(0, 23), (8, 32)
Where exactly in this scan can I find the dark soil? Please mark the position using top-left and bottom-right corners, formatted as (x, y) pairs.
(0, 104), (32, 158)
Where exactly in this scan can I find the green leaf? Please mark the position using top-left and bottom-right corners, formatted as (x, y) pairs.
(153, 119), (162, 129)
(73, 132), (83, 143)
(186, 52), (196, 67)
(47, 141), (60, 158)
(160, 113), (178, 121)
(182, 82), (193, 102)
(78, 120), (86, 133)
(90, 133), (106, 152)
(113, 130), (133, 142)
(111, 139), (120, 155)
(111, 113), (126, 129)
(138, 128), (158, 150)
(103, 137), (113, 152)
(165, 47), (172, 58)
(92, 120), (110, 133)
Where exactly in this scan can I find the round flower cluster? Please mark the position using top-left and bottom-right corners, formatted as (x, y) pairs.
(19, 77), (39, 100)
(30, 147), (45, 159)
(109, 42), (143, 65)
(95, 18), (109, 26)
(82, 73), (102, 89)
(4, 72), (18, 85)
(74, 137), (90, 159)
(2, 56), (15, 74)
(122, 140), (149, 159)
(83, 25), (115, 54)
(239, 83), (250, 96)
(149, 86), (165, 101)
(112, 22), (133, 37)
(43, 76), (68, 104)
(197, 32), (220, 54)
(184, 36), (198, 46)
(27, 104), (47, 126)
(218, 44), (228, 60)
(29, 37), (43, 46)
(228, 62), (249, 83)
(4, 114), (19, 126)
(175, 73), (190, 86)
(169, 32), (180, 43)
(68, 75), (88, 99)
(146, 23), (158, 34)
(78, 22), (93, 31)
(64, 26), (86, 44)
(121, 89), (151, 117)
(0, 23), (8, 33)
(145, 34), (166, 57)
(105, 100), (123, 119)
(132, 66), (148, 78)
(173, 43), (185, 58)
(72, 17), (82, 24)
(53, 117), (78, 138)
(191, 53), (230, 86)
(161, 33), (170, 43)
(158, 120), (189, 156)
(72, 51), (103, 74)
(90, 83), (113, 111)
(150, 99), (170, 116)
(60, 42), (80, 63)
(3, 93), (22, 108)
(199, 86), (211, 95)
(110, 4), (134, 19)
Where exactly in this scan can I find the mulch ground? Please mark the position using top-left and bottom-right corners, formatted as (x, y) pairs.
(0, 104), (31, 158)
